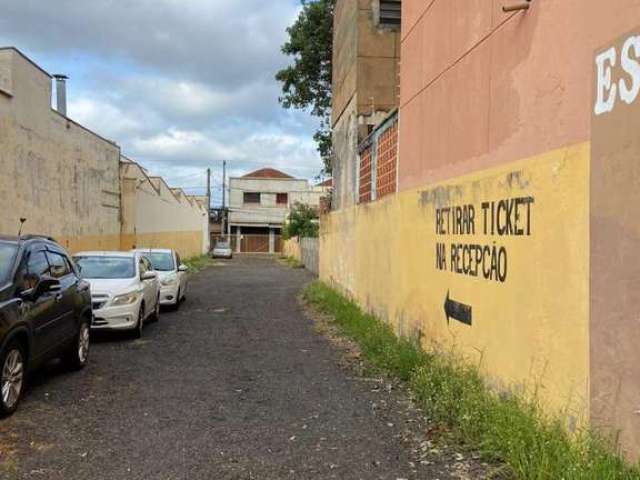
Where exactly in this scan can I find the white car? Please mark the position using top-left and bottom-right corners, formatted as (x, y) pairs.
(133, 248), (189, 309)
(74, 251), (160, 338)
(211, 241), (233, 259)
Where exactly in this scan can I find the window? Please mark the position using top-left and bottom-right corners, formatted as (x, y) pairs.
(243, 192), (261, 204)
(46, 251), (71, 279)
(0, 242), (17, 284)
(379, 0), (401, 26)
(146, 252), (174, 271)
(139, 257), (152, 276)
(74, 256), (136, 279)
(20, 249), (49, 290)
(276, 193), (288, 206)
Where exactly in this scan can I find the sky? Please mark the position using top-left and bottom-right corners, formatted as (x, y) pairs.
(0, 0), (323, 205)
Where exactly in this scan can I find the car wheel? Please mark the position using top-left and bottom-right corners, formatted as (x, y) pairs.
(63, 320), (90, 370)
(0, 340), (25, 416)
(132, 303), (144, 339)
(151, 295), (160, 322)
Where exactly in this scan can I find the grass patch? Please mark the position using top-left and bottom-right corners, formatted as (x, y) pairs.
(182, 254), (215, 272)
(303, 281), (640, 480)
(278, 255), (305, 269)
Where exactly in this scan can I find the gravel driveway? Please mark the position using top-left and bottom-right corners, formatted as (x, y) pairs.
(0, 256), (487, 479)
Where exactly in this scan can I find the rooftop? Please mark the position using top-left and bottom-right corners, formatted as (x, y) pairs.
(241, 168), (294, 180)
(317, 178), (333, 187)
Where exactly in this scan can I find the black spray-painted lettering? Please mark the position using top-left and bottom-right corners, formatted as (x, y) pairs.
(435, 196), (534, 283)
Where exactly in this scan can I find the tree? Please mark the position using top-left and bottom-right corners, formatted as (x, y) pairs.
(276, 0), (334, 174)
(283, 202), (320, 239)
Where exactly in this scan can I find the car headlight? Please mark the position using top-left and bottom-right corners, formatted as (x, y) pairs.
(161, 274), (178, 286)
(110, 291), (141, 306)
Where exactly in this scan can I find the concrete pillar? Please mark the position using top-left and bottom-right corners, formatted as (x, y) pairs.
(268, 228), (275, 254)
(236, 226), (241, 253)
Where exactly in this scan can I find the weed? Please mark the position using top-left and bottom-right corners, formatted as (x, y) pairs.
(303, 281), (640, 480)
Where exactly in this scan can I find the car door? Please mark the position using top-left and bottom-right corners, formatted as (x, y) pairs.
(45, 248), (78, 342)
(175, 252), (188, 295)
(138, 256), (155, 316)
(15, 246), (60, 358)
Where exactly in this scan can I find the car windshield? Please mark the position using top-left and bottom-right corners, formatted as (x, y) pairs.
(0, 242), (17, 283)
(145, 252), (174, 271)
(216, 243), (230, 249)
(74, 256), (135, 279)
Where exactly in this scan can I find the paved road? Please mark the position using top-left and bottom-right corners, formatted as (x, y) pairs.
(0, 256), (481, 479)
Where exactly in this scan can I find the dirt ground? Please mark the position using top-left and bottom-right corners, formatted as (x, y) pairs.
(0, 256), (492, 479)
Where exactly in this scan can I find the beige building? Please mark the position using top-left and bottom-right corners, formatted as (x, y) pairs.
(228, 168), (329, 253)
(0, 47), (209, 258)
(331, 0), (400, 209)
(120, 160), (209, 257)
(0, 47), (121, 252)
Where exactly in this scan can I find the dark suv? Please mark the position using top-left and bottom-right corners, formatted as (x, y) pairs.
(0, 235), (92, 416)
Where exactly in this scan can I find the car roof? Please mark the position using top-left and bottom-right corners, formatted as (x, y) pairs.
(0, 234), (57, 244)
(74, 251), (135, 258)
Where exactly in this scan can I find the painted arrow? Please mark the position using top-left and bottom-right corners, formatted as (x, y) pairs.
(444, 290), (472, 326)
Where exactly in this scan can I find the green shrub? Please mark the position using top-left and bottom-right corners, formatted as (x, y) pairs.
(303, 281), (640, 480)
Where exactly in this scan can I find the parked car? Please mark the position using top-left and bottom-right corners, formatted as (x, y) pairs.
(211, 241), (233, 259)
(133, 248), (188, 309)
(0, 235), (92, 416)
(73, 251), (160, 338)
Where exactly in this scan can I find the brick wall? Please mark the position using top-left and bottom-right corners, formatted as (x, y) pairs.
(357, 112), (398, 204)
(376, 121), (398, 198)
(359, 145), (373, 203)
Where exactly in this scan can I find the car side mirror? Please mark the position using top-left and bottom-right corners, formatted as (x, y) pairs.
(141, 271), (157, 281)
(21, 277), (61, 300)
(178, 264), (188, 272)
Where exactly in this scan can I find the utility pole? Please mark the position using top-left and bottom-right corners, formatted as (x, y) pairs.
(206, 168), (211, 249)
(222, 161), (227, 238)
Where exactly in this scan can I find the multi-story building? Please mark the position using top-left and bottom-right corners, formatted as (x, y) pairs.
(331, 0), (400, 209)
(323, 0), (640, 459)
(227, 168), (329, 253)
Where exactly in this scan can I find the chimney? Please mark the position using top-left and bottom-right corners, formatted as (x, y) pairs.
(53, 74), (68, 116)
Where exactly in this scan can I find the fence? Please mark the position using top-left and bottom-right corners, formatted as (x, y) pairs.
(282, 237), (319, 275)
(228, 234), (283, 254)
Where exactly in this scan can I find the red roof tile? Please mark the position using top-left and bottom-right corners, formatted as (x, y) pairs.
(317, 178), (333, 187)
(241, 168), (294, 179)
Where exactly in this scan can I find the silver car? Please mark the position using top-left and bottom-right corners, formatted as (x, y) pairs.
(211, 241), (233, 259)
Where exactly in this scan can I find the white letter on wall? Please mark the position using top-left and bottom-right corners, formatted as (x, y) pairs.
(619, 35), (640, 105)
(594, 47), (617, 116)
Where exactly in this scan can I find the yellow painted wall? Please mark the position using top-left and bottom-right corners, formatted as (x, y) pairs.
(321, 143), (590, 423)
(58, 234), (122, 255)
(120, 231), (203, 259)
(282, 238), (302, 261)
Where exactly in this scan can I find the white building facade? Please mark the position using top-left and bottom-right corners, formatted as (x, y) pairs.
(227, 168), (329, 253)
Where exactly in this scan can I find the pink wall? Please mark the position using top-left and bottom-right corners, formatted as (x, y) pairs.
(399, 0), (640, 190)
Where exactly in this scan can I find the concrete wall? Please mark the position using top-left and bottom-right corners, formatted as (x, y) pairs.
(323, 0), (640, 459)
(282, 237), (319, 275)
(282, 238), (302, 261)
(331, 0), (400, 210)
(120, 161), (209, 258)
(0, 48), (121, 252)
